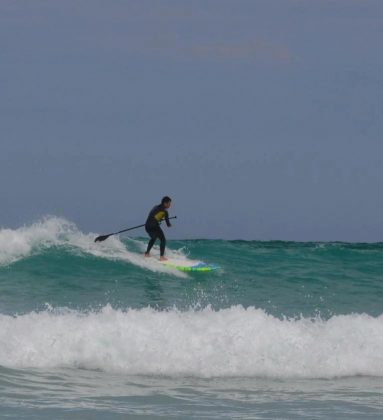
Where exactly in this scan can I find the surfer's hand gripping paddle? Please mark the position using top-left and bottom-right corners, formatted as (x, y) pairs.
(94, 216), (177, 243)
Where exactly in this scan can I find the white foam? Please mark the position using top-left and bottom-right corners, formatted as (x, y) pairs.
(0, 217), (186, 276)
(0, 305), (382, 379)
(0, 217), (72, 265)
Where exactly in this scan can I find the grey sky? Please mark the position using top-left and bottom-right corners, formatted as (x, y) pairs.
(1, 0), (383, 241)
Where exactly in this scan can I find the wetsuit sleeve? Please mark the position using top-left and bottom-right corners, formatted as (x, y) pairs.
(165, 211), (171, 227)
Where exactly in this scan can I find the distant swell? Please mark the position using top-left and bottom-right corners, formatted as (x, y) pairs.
(1, 305), (382, 379)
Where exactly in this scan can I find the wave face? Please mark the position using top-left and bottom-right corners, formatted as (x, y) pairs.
(1, 217), (383, 379)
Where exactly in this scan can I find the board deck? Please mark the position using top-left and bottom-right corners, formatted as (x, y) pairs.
(159, 258), (219, 272)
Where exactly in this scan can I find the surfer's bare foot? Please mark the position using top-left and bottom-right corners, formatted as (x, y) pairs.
(144, 253), (150, 258)
(160, 256), (168, 261)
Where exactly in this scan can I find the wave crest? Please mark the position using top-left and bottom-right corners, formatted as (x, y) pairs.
(0, 217), (186, 276)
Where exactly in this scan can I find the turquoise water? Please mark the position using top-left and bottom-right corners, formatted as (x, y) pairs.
(1, 217), (383, 418)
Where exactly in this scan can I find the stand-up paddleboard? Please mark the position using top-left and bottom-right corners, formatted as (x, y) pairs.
(159, 258), (219, 272)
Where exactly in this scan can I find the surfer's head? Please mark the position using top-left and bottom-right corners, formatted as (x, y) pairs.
(161, 196), (172, 208)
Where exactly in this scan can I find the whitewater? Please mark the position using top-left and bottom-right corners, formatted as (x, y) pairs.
(1, 217), (383, 418)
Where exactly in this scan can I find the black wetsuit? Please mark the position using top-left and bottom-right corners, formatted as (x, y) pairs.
(145, 204), (171, 256)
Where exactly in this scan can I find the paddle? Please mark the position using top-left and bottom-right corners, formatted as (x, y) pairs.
(94, 216), (177, 242)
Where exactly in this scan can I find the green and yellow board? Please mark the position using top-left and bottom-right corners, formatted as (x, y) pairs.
(160, 259), (219, 272)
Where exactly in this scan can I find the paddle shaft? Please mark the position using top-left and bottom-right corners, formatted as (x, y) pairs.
(95, 216), (177, 242)
(114, 215), (177, 235)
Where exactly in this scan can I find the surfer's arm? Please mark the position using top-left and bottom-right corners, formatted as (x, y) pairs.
(165, 211), (171, 227)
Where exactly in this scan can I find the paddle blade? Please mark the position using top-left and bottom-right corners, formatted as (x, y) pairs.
(94, 234), (111, 242)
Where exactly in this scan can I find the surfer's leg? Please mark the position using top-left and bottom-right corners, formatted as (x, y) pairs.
(158, 228), (167, 259)
(146, 237), (156, 255)
(145, 227), (158, 255)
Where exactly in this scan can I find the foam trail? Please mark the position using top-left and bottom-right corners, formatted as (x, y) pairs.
(0, 217), (186, 276)
(1, 306), (382, 379)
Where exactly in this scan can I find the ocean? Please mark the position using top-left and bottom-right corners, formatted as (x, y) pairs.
(0, 217), (382, 419)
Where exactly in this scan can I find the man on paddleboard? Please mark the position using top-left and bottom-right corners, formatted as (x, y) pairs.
(144, 196), (172, 261)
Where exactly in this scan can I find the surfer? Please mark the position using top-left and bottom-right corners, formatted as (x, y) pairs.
(144, 196), (172, 261)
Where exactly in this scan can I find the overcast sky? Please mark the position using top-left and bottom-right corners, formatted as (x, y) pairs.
(1, 0), (383, 241)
